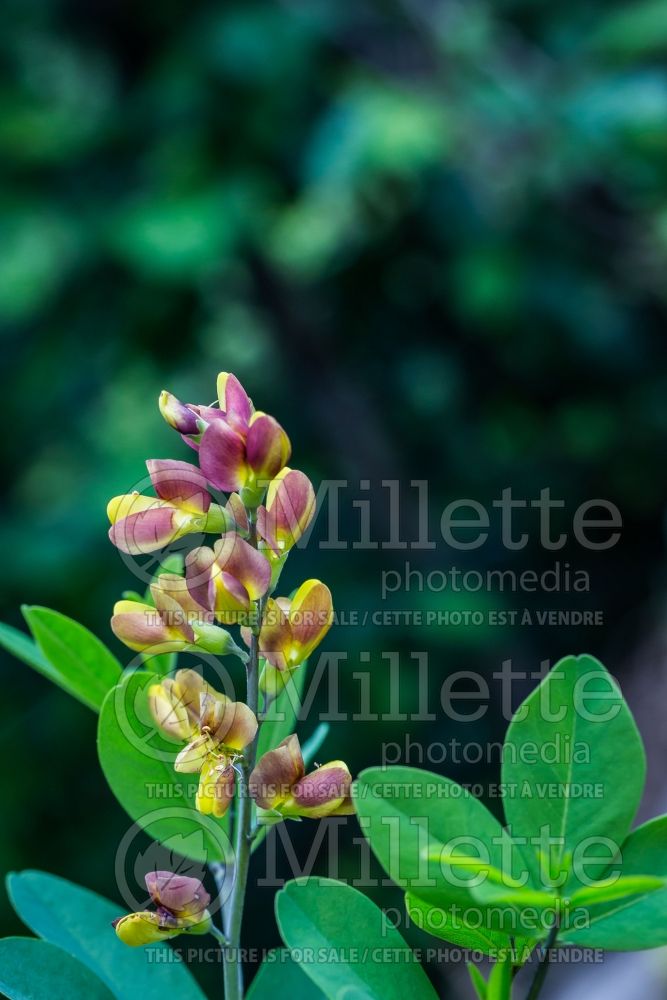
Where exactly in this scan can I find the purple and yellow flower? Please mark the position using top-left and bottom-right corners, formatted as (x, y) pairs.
(113, 871), (211, 946)
(158, 391), (201, 436)
(149, 669), (258, 818)
(186, 533), (271, 625)
(157, 373), (291, 503)
(200, 374), (291, 496)
(249, 734), (354, 819)
(108, 459), (231, 556)
(245, 580), (333, 672)
(257, 469), (316, 559)
(110, 573), (236, 655)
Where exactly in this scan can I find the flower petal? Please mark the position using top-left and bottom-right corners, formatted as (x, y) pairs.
(113, 911), (178, 946)
(217, 372), (253, 434)
(226, 492), (249, 534)
(255, 597), (292, 670)
(248, 734), (304, 810)
(174, 733), (214, 773)
(146, 459), (210, 514)
(202, 695), (258, 751)
(145, 871), (211, 917)
(246, 413), (291, 484)
(148, 682), (194, 742)
(109, 508), (185, 556)
(185, 547), (216, 612)
(111, 600), (184, 652)
(213, 534), (271, 602)
(158, 391), (200, 435)
(258, 469), (315, 555)
(152, 572), (211, 617)
(290, 761), (352, 818)
(196, 756), (236, 817)
(107, 493), (163, 525)
(288, 579), (333, 664)
(149, 578), (196, 644)
(199, 419), (249, 492)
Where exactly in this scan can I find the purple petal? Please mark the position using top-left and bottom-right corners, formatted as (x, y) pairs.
(146, 459), (210, 513)
(185, 547), (216, 611)
(246, 414), (291, 483)
(199, 421), (248, 492)
(218, 372), (253, 434)
(109, 508), (180, 555)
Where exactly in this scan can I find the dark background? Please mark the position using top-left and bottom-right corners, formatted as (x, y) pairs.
(2, 0), (667, 996)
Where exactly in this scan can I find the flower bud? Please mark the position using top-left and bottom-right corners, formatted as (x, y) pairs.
(145, 871), (211, 918)
(113, 871), (213, 947)
(246, 580), (333, 672)
(257, 469), (315, 557)
(159, 391), (200, 435)
(249, 734), (354, 820)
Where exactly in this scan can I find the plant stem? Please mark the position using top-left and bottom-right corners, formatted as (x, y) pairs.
(221, 508), (262, 1000)
(524, 919), (559, 1000)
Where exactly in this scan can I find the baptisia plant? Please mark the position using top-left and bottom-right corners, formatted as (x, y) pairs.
(105, 372), (349, 995)
(5, 372), (667, 1000)
(0, 370), (370, 1000)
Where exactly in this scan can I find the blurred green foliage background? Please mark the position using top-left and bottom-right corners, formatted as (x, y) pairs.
(2, 0), (667, 995)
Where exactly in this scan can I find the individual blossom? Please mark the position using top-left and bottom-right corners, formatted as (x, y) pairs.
(111, 574), (241, 656)
(113, 871), (211, 946)
(149, 669), (258, 817)
(186, 533), (271, 625)
(257, 468), (316, 560)
(249, 734), (354, 819)
(245, 579), (333, 672)
(108, 459), (231, 555)
(200, 374), (292, 501)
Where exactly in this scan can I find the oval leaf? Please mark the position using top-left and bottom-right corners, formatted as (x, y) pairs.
(353, 766), (535, 937)
(502, 654), (645, 891)
(562, 816), (667, 949)
(0, 937), (114, 1000)
(22, 606), (122, 711)
(276, 877), (438, 1000)
(247, 951), (325, 1000)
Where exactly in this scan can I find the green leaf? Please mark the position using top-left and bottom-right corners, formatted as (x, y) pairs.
(22, 606), (123, 712)
(258, 662), (308, 757)
(502, 655), (645, 891)
(247, 951), (325, 1000)
(98, 670), (231, 862)
(467, 963), (488, 1000)
(406, 892), (512, 954)
(275, 877), (438, 1000)
(0, 937), (114, 1000)
(353, 766), (536, 937)
(0, 621), (60, 683)
(562, 816), (667, 950)
(486, 953), (512, 1000)
(568, 874), (665, 908)
(7, 870), (207, 1000)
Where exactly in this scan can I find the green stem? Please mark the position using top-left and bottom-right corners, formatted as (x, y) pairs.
(221, 508), (262, 1000)
(524, 919), (559, 1000)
